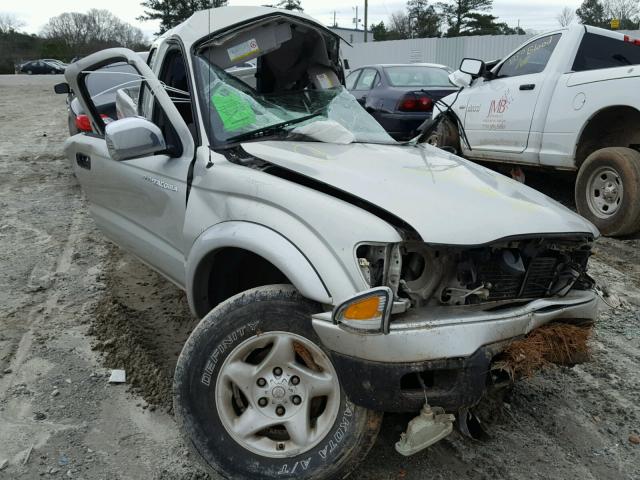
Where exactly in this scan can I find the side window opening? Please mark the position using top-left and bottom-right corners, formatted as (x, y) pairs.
(155, 49), (195, 132)
(148, 48), (197, 155)
(78, 59), (144, 136)
(84, 62), (141, 121)
(355, 68), (377, 90)
(345, 70), (360, 90)
(497, 34), (561, 78)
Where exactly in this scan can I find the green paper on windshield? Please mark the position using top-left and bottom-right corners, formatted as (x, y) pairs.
(211, 90), (255, 132)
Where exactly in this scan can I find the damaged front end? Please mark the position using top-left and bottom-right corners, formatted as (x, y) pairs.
(323, 236), (598, 456)
(355, 235), (595, 318)
(318, 235), (598, 416)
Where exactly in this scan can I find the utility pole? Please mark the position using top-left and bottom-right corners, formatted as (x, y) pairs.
(353, 6), (359, 30)
(333, 10), (337, 28)
(364, 0), (368, 42)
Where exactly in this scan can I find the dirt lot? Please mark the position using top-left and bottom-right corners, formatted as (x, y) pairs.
(1, 75), (639, 480)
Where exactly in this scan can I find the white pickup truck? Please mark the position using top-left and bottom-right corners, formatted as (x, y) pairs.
(429, 25), (640, 237)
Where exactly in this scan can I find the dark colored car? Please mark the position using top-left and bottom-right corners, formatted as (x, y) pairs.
(19, 60), (65, 75)
(346, 63), (458, 140)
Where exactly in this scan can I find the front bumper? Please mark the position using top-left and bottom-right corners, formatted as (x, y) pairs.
(312, 290), (598, 412)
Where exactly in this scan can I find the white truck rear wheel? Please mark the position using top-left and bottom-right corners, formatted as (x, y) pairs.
(575, 147), (640, 236)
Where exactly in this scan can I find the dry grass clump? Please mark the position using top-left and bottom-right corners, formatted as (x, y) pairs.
(493, 323), (593, 380)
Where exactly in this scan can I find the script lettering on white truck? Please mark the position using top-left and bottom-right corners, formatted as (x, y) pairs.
(482, 90), (513, 130)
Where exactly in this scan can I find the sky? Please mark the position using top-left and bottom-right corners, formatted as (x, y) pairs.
(3, 0), (585, 39)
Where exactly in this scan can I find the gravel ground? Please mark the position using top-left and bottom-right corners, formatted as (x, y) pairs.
(1, 75), (639, 480)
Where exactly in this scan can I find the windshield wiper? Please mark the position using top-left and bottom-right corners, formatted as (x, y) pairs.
(226, 111), (324, 144)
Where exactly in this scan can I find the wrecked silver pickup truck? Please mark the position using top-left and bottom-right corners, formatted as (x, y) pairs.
(61, 6), (600, 480)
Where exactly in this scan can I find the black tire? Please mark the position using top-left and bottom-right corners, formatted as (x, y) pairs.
(425, 115), (461, 155)
(174, 285), (382, 480)
(26, 70), (32, 75)
(575, 147), (640, 237)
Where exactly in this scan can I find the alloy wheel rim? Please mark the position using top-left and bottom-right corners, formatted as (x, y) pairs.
(215, 331), (340, 458)
(586, 166), (623, 219)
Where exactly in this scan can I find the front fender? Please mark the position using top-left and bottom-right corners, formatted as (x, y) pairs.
(185, 221), (331, 316)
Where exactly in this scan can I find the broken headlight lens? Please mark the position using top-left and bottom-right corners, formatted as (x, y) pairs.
(332, 287), (393, 333)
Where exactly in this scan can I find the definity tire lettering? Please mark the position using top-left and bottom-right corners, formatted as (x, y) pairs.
(201, 321), (258, 386)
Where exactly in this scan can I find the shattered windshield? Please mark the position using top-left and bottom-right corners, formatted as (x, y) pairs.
(194, 56), (395, 146)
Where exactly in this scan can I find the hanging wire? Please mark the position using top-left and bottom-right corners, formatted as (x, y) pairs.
(88, 78), (146, 100)
(80, 70), (190, 104)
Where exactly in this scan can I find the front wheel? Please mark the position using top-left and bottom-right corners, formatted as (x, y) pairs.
(174, 285), (382, 480)
(575, 147), (640, 236)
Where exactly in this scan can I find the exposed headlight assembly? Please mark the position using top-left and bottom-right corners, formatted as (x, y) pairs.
(332, 287), (393, 334)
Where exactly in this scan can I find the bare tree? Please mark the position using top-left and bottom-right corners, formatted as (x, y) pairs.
(41, 10), (147, 52)
(388, 11), (412, 39)
(603, 0), (640, 25)
(0, 13), (26, 33)
(41, 12), (92, 49)
(557, 6), (575, 26)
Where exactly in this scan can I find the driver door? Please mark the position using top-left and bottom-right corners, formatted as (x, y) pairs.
(462, 34), (561, 158)
(64, 48), (195, 286)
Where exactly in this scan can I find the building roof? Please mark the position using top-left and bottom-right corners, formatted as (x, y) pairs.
(328, 26), (372, 33)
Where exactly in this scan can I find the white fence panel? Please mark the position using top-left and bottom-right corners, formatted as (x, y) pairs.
(342, 30), (640, 71)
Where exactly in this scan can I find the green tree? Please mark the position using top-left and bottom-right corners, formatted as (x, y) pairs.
(459, 13), (514, 35)
(277, 0), (303, 11)
(138, 0), (228, 34)
(370, 21), (389, 41)
(406, 0), (441, 38)
(437, 0), (494, 36)
(576, 0), (607, 27)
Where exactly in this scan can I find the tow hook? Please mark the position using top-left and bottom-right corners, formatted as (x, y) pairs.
(395, 403), (456, 456)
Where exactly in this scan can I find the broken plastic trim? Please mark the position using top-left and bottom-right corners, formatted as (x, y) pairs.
(395, 402), (455, 456)
(193, 13), (350, 55)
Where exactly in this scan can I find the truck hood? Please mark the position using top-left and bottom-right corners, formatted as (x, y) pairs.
(242, 141), (598, 245)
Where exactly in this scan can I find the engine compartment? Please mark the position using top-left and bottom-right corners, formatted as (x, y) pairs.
(357, 237), (594, 309)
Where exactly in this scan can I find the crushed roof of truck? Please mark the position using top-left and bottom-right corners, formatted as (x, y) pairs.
(156, 6), (347, 49)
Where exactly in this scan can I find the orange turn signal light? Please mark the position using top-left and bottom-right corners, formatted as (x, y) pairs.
(343, 296), (381, 320)
(333, 287), (392, 333)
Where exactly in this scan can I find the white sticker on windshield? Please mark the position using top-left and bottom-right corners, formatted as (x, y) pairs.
(228, 39), (260, 62)
(316, 73), (334, 89)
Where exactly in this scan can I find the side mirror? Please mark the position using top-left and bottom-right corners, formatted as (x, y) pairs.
(105, 117), (166, 162)
(54, 82), (70, 94)
(459, 58), (485, 77)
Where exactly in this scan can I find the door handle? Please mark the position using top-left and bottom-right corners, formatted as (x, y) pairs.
(76, 153), (91, 170)
(519, 84), (535, 91)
